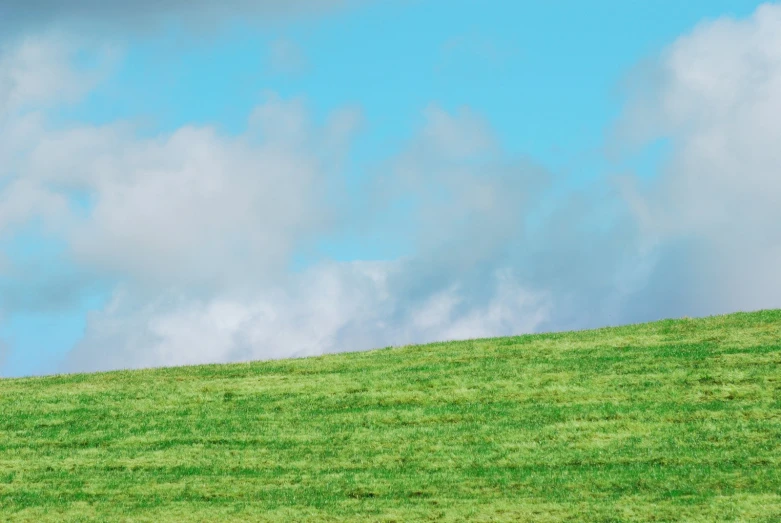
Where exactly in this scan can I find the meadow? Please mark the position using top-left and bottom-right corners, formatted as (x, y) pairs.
(1, 309), (780, 522)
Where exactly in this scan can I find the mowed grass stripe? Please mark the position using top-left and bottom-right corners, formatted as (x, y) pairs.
(1, 309), (780, 522)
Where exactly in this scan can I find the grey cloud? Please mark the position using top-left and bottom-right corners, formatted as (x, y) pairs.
(0, 337), (9, 376)
(0, 264), (105, 315)
(0, 1), (358, 38)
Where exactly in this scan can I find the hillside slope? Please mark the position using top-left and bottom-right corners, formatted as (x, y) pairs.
(1, 310), (780, 522)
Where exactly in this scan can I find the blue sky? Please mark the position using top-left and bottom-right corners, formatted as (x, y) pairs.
(1, 0), (779, 376)
(62, 1), (760, 160)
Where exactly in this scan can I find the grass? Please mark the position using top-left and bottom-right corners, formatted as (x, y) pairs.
(1, 310), (780, 522)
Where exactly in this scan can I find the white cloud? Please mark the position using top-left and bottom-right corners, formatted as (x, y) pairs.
(615, 2), (781, 317)
(7, 90), (359, 291)
(0, 35), (116, 119)
(57, 103), (555, 373)
(63, 262), (551, 373)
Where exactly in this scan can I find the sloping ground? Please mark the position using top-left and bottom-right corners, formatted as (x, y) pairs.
(0, 310), (780, 522)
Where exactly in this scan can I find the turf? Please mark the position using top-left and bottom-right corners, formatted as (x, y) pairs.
(1, 310), (780, 522)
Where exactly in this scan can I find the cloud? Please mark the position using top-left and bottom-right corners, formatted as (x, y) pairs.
(7, 2), (781, 375)
(5, 97), (360, 293)
(0, 1), (359, 39)
(0, 337), (8, 373)
(53, 99), (655, 373)
(0, 249), (105, 314)
(0, 37), (360, 325)
(613, 2), (781, 318)
(63, 262), (552, 373)
(0, 35), (116, 119)
(0, 32), (634, 374)
(61, 104), (555, 372)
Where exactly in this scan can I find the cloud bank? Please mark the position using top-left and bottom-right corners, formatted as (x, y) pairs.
(3, 3), (781, 374)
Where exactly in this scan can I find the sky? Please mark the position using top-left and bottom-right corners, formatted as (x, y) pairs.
(1, 0), (779, 377)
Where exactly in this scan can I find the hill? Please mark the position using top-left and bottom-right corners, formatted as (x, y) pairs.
(1, 310), (780, 522)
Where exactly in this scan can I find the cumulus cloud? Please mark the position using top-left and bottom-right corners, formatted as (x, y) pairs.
(614, 2), (781, 318)
(0, 37), (358, 334)
(52, 103), (355, 291)
(3, 102), (359, 291)
(60, 103), (556, 372)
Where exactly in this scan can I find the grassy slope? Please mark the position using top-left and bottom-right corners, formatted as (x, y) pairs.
(1, 310), (780, 522)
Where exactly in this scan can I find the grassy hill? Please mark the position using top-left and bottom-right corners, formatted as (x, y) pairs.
(1, 310), (780, 522)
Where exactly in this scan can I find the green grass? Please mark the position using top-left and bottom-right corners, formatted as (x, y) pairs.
(1, 310), (780, 522)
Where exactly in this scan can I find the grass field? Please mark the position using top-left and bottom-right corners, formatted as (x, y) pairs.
(1, 310), (780, 522)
